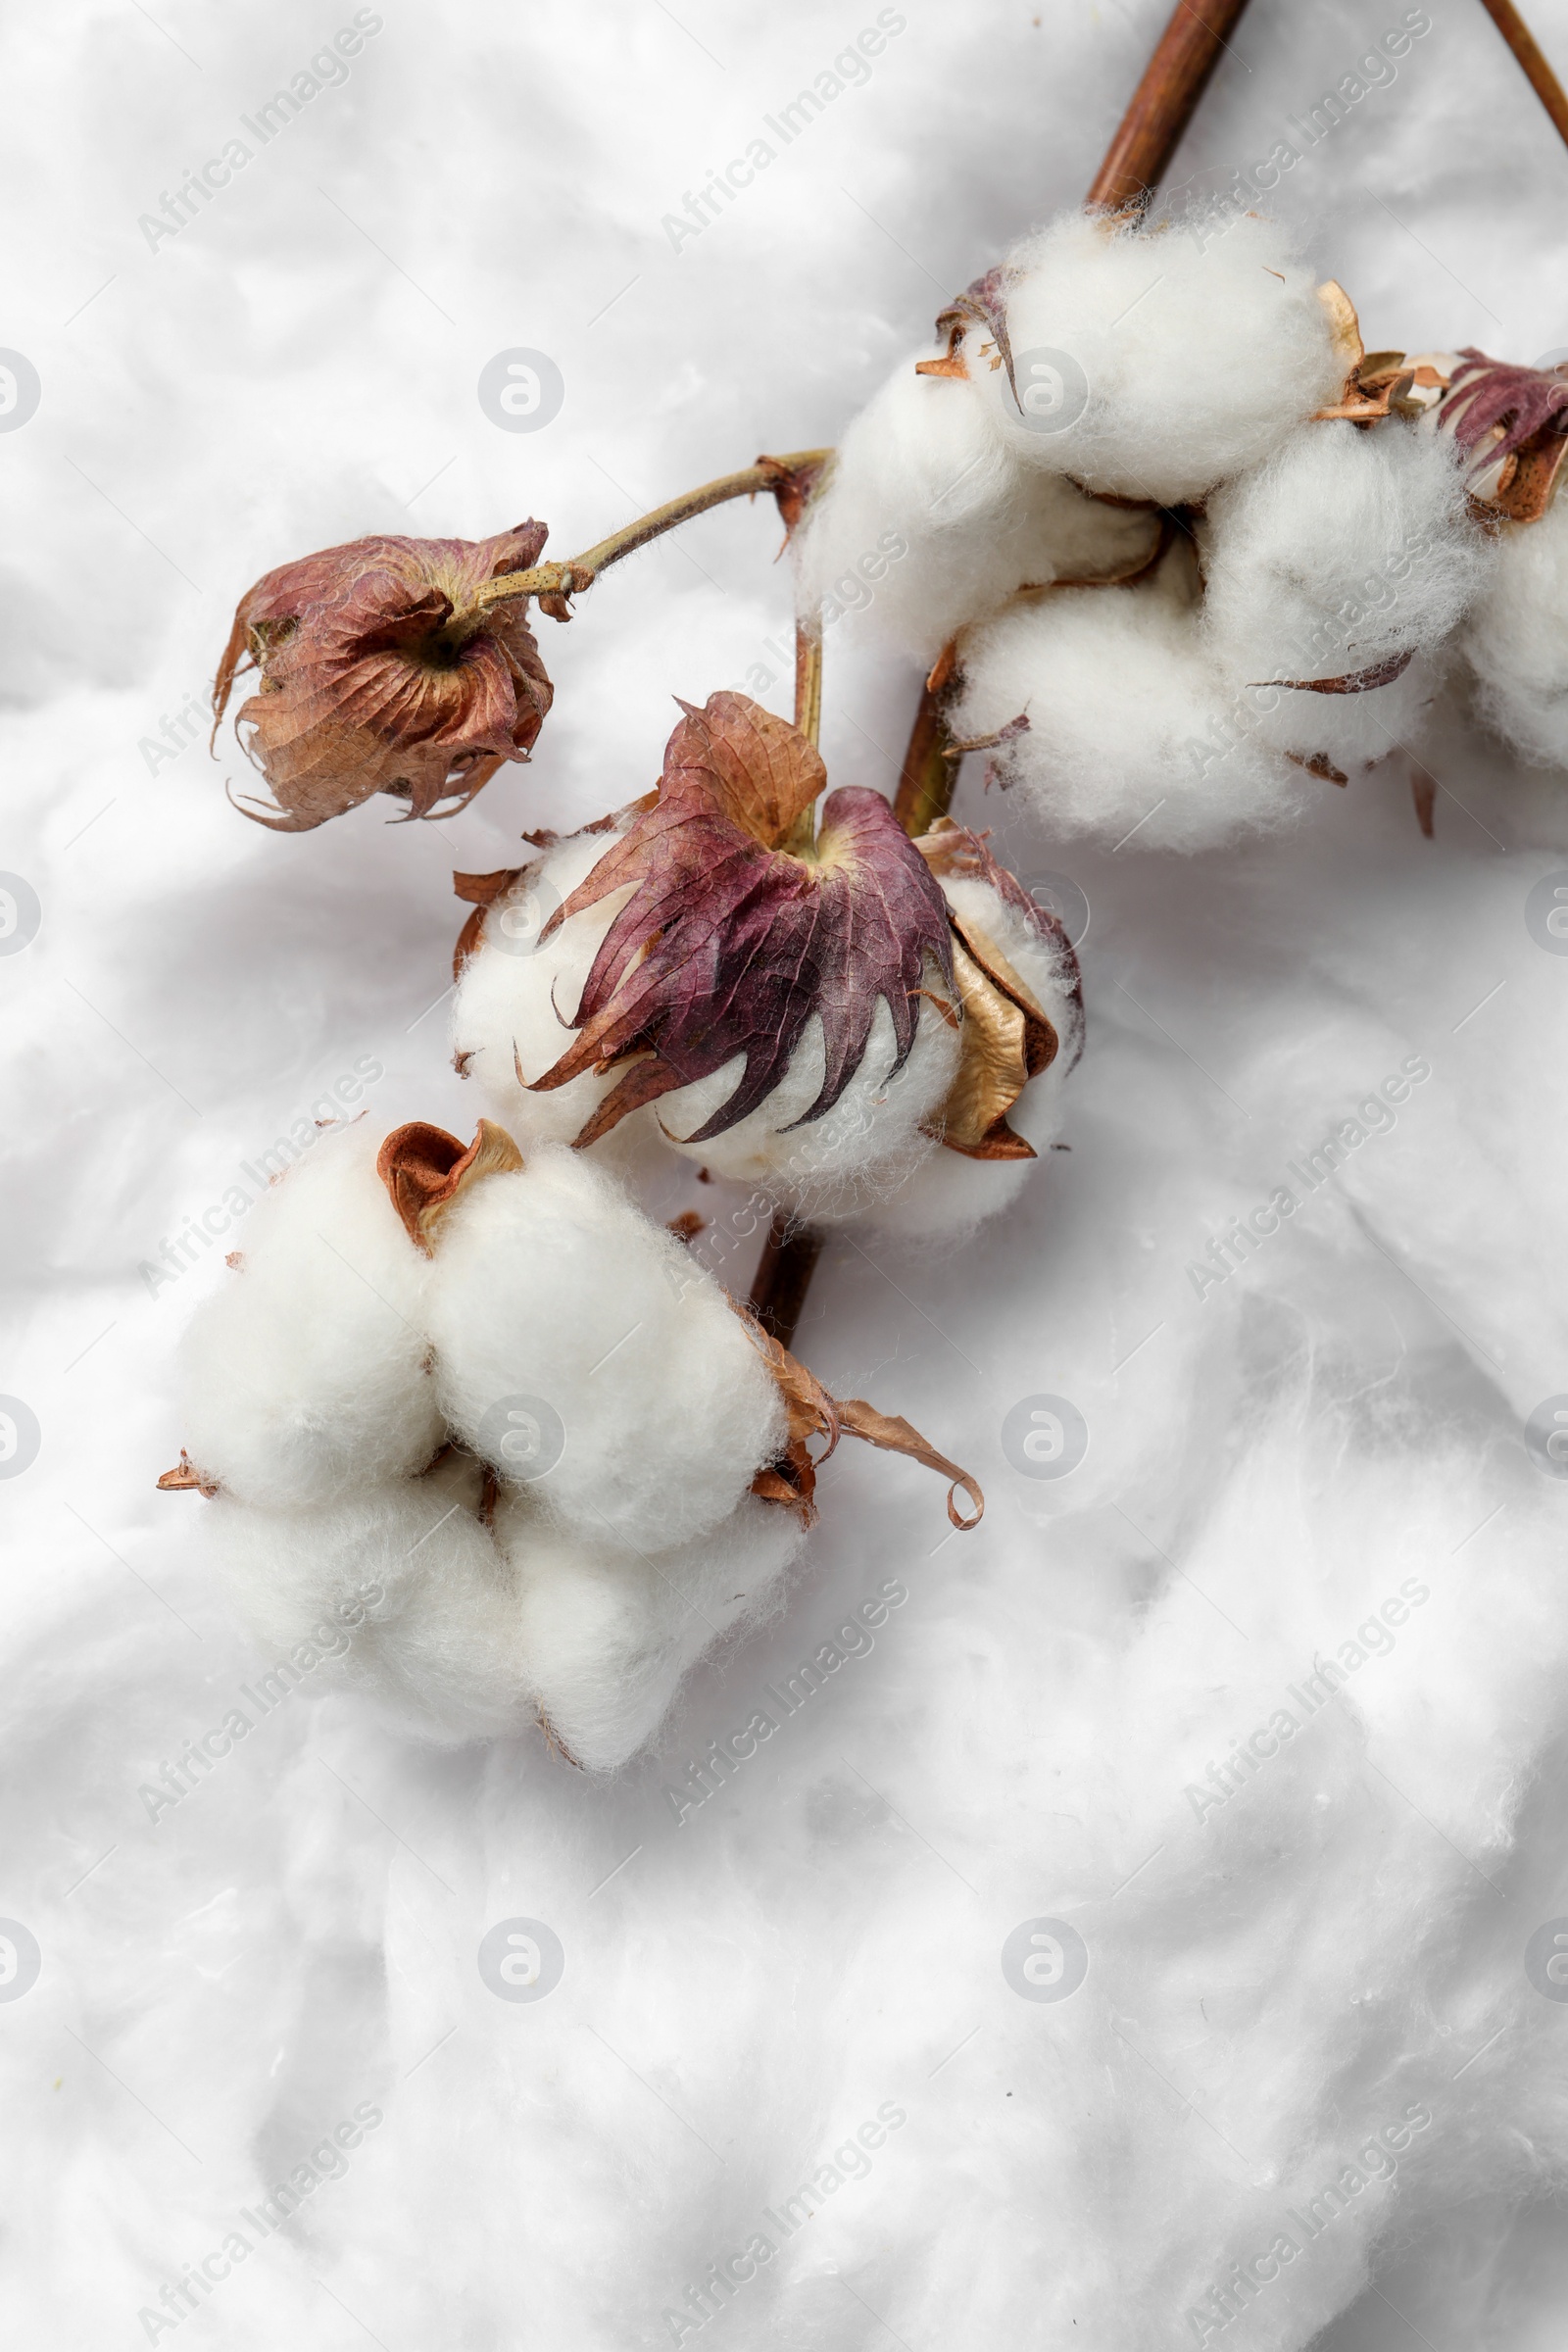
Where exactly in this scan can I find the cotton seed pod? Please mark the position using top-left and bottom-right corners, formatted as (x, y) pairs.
(492, 692), (967, 1220)
(791, 355), (1161, 662)
(450, 818), (664, 1178)
(398, 1127), (790, 1553)
(204, 1479), (532, 1743)
(204, 1469), (808, 1768)
(856, 820), (1084, 1242)
(177, 1120), (443, 1509)
(939, 208), (1344, 505)
(948, 548), (1304, 852)
(1198, 418), (1494, 777)
(212, 524), (554, 830)
(494, 1486), (807, 1773)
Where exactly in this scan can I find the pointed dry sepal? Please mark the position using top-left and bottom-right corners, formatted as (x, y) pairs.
(376, 1118), (524, 1254)
(529, 692), (954, 1147)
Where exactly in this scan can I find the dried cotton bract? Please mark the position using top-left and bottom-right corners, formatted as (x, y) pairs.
(455, 692), (969, 1222)
(860, 819), (1085, 1242)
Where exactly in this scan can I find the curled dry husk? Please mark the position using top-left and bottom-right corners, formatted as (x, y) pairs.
(529, 692), (955, 1146)
(728, 1297), (983, 1531)
(212, 525), (555, 830)
(914, 817), (1080, 1159)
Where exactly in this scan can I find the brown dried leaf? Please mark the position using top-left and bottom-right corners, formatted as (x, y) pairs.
(729, 1295), (982, 1529)
(213, 525), (555, 832)
(1250, 648), (1415, 696)
(377, 1118), (523, 1254)
(1286, 750), (1349, 786)
(835, 1398), (984, 1530)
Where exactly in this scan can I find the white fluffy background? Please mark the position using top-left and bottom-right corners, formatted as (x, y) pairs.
(8, 2), (1568, 2345)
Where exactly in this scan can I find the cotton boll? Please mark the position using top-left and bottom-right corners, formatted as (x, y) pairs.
(951, 558), (1305, 851)
(1200, 418), (1494, 772)
(422, 1144), (785, 1552)
(967, 208), (1344, 503)
(1461, 492), (1568, 768)
(178, 1120), (443, 1507)
(205, 1477), (529, 1743)
(867, 864), (1085, 1243)
(653, 963), (962, 1222)
(792, 358), (1160, 661)
(496, 1490), (804, 1773)
(451, 828), (667, 1185)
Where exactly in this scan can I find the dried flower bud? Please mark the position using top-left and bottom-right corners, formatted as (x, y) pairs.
(530, 691), (955, 1151)
(212, 524), (555, 830)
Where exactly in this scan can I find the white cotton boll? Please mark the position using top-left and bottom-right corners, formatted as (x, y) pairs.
(204, 1477), (529, 1743)
(422, 1144), (785, 1552)
(792, 358), (1160, 661)
(969, 208), (1345, 503)
(178, 1120), (442, 1508)
(866, 868), (1085, 1243)
(952, 561), (1305, 851)
(497, 1490), (805, 1773)
(451, 828), (666, 1184)
(1461, 492), (1568, 767)
(653, 964), (962, 1222)
(1200, 419), (1494, 772)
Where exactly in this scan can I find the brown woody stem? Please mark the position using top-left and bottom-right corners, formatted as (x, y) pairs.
(475, 449), (832, 612)
(1086, 0), (1253, 214)
(748, 1217), (825, 1351)
(1475, 0), (1568, 151)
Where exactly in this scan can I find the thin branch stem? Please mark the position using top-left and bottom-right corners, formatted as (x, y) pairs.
(1475, 0), (1568, 152)
(473, 449), (831, 613)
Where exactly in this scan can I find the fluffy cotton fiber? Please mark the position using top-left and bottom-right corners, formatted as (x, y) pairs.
(452, 826), (664, 1182)
(205, 1473), (807, 1771)
(421, 1142), (785, 1553)
(970, 207), (1345, 503)
(1200, 417), (1494, 772)
(179, 1116), (805, 1767)
(949, 549), (1309, 851)
(178, 1117), (444, 1508)
(791, 357), (1160, 662)
(1460, 489), (1568, 767)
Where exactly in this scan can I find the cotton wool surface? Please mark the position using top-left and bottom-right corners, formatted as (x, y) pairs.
(17, 1), (1568, 2347)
